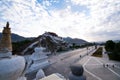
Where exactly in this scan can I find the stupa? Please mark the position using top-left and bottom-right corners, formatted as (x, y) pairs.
(26, 47), (50, 74)
(0, 22), (26, 80)
(0, 22), (12, 57)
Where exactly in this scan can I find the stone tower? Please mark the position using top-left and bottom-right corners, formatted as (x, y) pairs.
(0, 22), (12, 53)
(0, 22), (27, 80)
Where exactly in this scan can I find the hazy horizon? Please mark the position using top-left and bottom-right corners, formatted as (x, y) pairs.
(0, 0), (120, 42)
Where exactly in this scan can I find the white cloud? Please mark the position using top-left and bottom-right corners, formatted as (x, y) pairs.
(71, 0), (120, 41)
(0, 0), (120, 42)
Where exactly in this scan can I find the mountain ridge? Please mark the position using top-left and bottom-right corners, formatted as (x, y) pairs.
(63, 37), (88, 45)
(0, 33), (34, 42)
(0, 33), (88, 44)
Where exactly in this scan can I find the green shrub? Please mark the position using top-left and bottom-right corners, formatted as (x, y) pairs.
(92, 47), (102, 57)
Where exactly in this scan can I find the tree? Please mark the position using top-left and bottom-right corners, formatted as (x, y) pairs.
(113, 42), (120, 56)
(12, 40), (32, 55)
(105, 40), (115, 52)
(114, 42), (120, 53)
(105, 40), (120, 61)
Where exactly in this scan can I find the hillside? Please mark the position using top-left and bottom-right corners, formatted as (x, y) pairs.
(22, 32), (68, 55)
(0, 33), (34, 42)
(63, 37), (88, 45)
(1, 32), (89, 55)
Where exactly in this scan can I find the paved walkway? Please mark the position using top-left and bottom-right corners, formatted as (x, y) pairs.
(26, 46), (120, 80)
(77, 46), (120, 80)
(102, 46), (109, 60)
(44, 47), (95, 79)
(44, 46), (120, 80)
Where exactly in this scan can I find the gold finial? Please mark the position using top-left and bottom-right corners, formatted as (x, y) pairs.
(6, 22), (9, 28)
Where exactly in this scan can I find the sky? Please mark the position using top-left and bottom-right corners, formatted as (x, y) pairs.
(0, 0), (120, 42)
